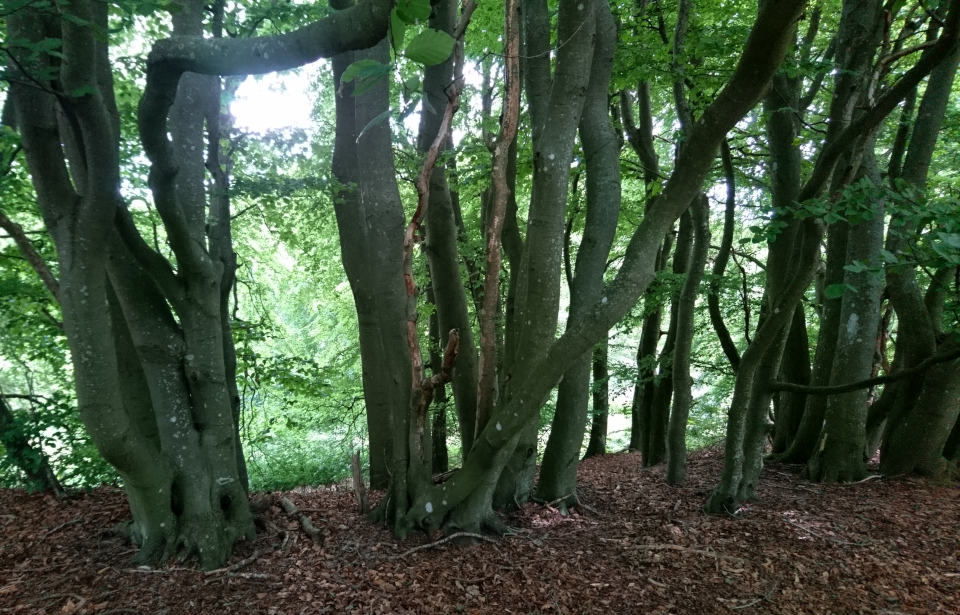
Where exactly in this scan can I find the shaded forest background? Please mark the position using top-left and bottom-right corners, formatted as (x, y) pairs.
(0, 0), (959, 570)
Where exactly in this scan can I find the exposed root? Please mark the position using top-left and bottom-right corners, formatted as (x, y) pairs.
(204, 547), (270, 576)
(391, 532), (500, 560)
(278, 496), (323, 544)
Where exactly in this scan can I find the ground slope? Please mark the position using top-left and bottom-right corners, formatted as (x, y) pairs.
(1, 448), (958, 614)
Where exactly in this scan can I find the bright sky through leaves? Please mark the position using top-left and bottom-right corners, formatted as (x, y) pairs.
(231, 68), (318, 133)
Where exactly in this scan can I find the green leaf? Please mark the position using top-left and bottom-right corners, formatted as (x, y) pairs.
(825, 283), (856, 299)
(395, 0), (431, 23)
(61, 12), (89, 26)
(356, 108), (393, 142)
(404, 29), (455, 66)
(341, 59), (389, 84)
(843, 260), (868, 274)
(341, 60), (392, 97)
(70, 85), (97, 98)
(938, 232), (960, 249)
(389, 8), (407, 51)
(403, 75), (420, 93)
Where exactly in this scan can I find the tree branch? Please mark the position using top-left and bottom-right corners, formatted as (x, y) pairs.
(0, 206), (59, 302)
(797, 0), (960, 202)
(770, 346), (960, 395)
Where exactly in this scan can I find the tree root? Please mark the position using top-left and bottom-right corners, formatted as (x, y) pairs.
(277, 497), (323, 544)
(391, 531), (500, 560)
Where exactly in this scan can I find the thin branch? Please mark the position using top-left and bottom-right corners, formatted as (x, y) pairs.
(0, 206), (59, 302)
(770, 346), (960, 394)
(392, 532), (500, 559)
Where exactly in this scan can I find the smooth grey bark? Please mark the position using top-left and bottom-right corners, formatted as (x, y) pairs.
(769, 0), (881, 466)
(771, 222), (846, 464)
(418, 0), (479, 461)
(629, 265), (666, 452)
(808, 145), (886, 483)
(620, 84), (666, 453)
(878, 36), (960, 474)
(880, 335), (960, 476)
(644, 211), (693, 467)
(702, 0), (960, 510)
(666, 195), (710, 486)
(496, 0), (596, 510)
(760, 54), (810, 457)
(536, 0), (619, 507)
(404, 0), (810, 532)
(330, 37), (412, 503)
(772, 306), (811, 453)
(705, 215), (824, 512)
(584, 337), (610, 459)
(7, 2), (210, 566)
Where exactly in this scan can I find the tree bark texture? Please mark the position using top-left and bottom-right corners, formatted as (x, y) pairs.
(404, 0), (809, 532)
(584, 338), (610, 459)
(536, 0), (619, 508)
(666, 196), (710, 486)
(419, 0), (479, 461)
(496, 0), (597, 510)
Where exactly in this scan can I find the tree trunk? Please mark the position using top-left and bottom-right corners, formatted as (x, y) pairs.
(426, 282), (450, 474)
(644, 210), (694, 467)
(584, 337), (610, 459)
(772, 306), (811, 454)
(419, 0), (479, 460)
(666, 195), (710, 485)
(329, 39), (412, 490)
(880, 335), (960, 476)
(536, 0), (619, 509)
(0, 395), (65, 495)
(495, 0), (596, 510)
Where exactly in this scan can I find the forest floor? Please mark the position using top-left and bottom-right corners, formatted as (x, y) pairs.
(1, 447), (958, 615)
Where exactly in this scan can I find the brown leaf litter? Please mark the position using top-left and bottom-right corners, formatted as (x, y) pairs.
(1, 448), (958, 614)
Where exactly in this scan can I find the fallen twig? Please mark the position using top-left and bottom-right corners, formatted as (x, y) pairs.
(392, 532), (499, 559)
(852, 475), (883, 483)
(783, 518), (869, 546)
(278, 496), (323, 544)
(37, 515), (83, 543)
(731, 579), (778, 609)
(204, 548), (268, 576)
(610, 541), (746, 563)
(32, 593), (87, 612)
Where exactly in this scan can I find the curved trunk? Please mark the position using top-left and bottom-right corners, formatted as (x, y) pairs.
(536, 0), (619, 508)
(705, 217), (823, 513)
(772, 307), (811, 454)
(495, 0), (596, 509)
(584, 338), (610, 459)
(330, 40), (411, 490)
(772, 222), (847, 463)
(808, 144), (886, 484)
(880, 335), (960, 476)
(666, 195), (710, 485)
(399, 0), (808, 532)
(418, 0), (479, 460)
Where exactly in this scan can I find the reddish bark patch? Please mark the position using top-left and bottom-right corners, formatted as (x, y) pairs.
(1, 449), (958, 614)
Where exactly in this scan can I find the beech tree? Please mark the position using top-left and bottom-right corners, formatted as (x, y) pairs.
(3, 0), (390, 567)
(2, 0), (958, 571)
